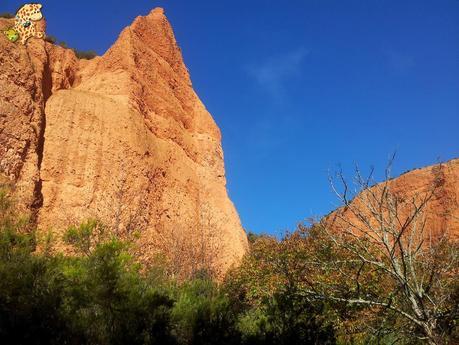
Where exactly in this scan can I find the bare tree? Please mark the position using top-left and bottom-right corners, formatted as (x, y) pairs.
(155, 202), (224, 281)
(304, 159), (459, 344)
(93, 165), (149, 238)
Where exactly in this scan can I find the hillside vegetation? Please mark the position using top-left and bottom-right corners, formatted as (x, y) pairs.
(0, 173), (457, 345)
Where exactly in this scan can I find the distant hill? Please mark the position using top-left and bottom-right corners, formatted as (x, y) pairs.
(325, 158), (459, 240)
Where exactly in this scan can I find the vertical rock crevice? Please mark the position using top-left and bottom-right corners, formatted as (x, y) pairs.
(30, 46), (53, 218)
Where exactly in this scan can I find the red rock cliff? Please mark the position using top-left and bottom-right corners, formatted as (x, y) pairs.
(0, 8), (248, 274)
(325, 159), (459, 240)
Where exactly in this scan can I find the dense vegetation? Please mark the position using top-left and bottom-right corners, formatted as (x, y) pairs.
(0, 176), (457, 344)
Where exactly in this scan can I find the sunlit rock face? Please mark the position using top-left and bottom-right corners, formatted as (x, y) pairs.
(325, 159), (459, 241)
(0, 9), (248, 275)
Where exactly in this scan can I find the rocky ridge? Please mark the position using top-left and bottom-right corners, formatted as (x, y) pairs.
(0, 8), (248, 274)
(325, 159), (459, 240)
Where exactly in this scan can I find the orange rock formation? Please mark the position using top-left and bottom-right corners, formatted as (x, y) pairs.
(0, 8), (248, 273)
(325, 159), (459, 241)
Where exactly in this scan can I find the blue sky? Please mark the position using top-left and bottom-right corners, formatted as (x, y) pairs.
(3, 1), (459, 235)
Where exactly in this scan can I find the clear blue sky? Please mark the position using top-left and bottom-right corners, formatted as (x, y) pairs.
(3, 1), (458, 235)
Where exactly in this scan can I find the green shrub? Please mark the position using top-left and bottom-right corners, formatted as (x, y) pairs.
(0, 187), (75, 344)
(44, 35), (57, 44)
(74, 49), (98, 60)
(42, 34), (98, 60)
(171, 278), (241, 345)
(57, 41), (68, 49)
(0, 12), (14, 19)
(64, 218), (105, 256)
(61, 239), (176, 345)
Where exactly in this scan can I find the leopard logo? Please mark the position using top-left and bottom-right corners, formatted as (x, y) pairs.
(14, 3), (45, 45)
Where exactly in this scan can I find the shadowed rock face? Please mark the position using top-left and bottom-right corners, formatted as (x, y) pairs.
(0, 8), (248, 274)
(325, 159), (459, 241)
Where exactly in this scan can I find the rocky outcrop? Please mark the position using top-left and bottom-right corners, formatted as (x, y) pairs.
(325, 159), (459, 240)
(0, 9), (248, 274)
(0, 17), (78, 216)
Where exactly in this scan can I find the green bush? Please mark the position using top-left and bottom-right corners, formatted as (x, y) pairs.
(171, 278), (241, 345)
(0, 12), (14, 19)
(44, 35), (57, 44)
(61, 239), (176, 345)
(74, 49), (98, 60)
(63, 218), (105, 255)
(43, 36), (98, 60)
(0, 187), (73, 344)
(57, 41), (68, 49)
(0, 187), (176, 344)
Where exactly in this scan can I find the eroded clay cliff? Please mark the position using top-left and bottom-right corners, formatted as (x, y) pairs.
(0, 8), (248, 275)
(325, 159), (459, 240)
